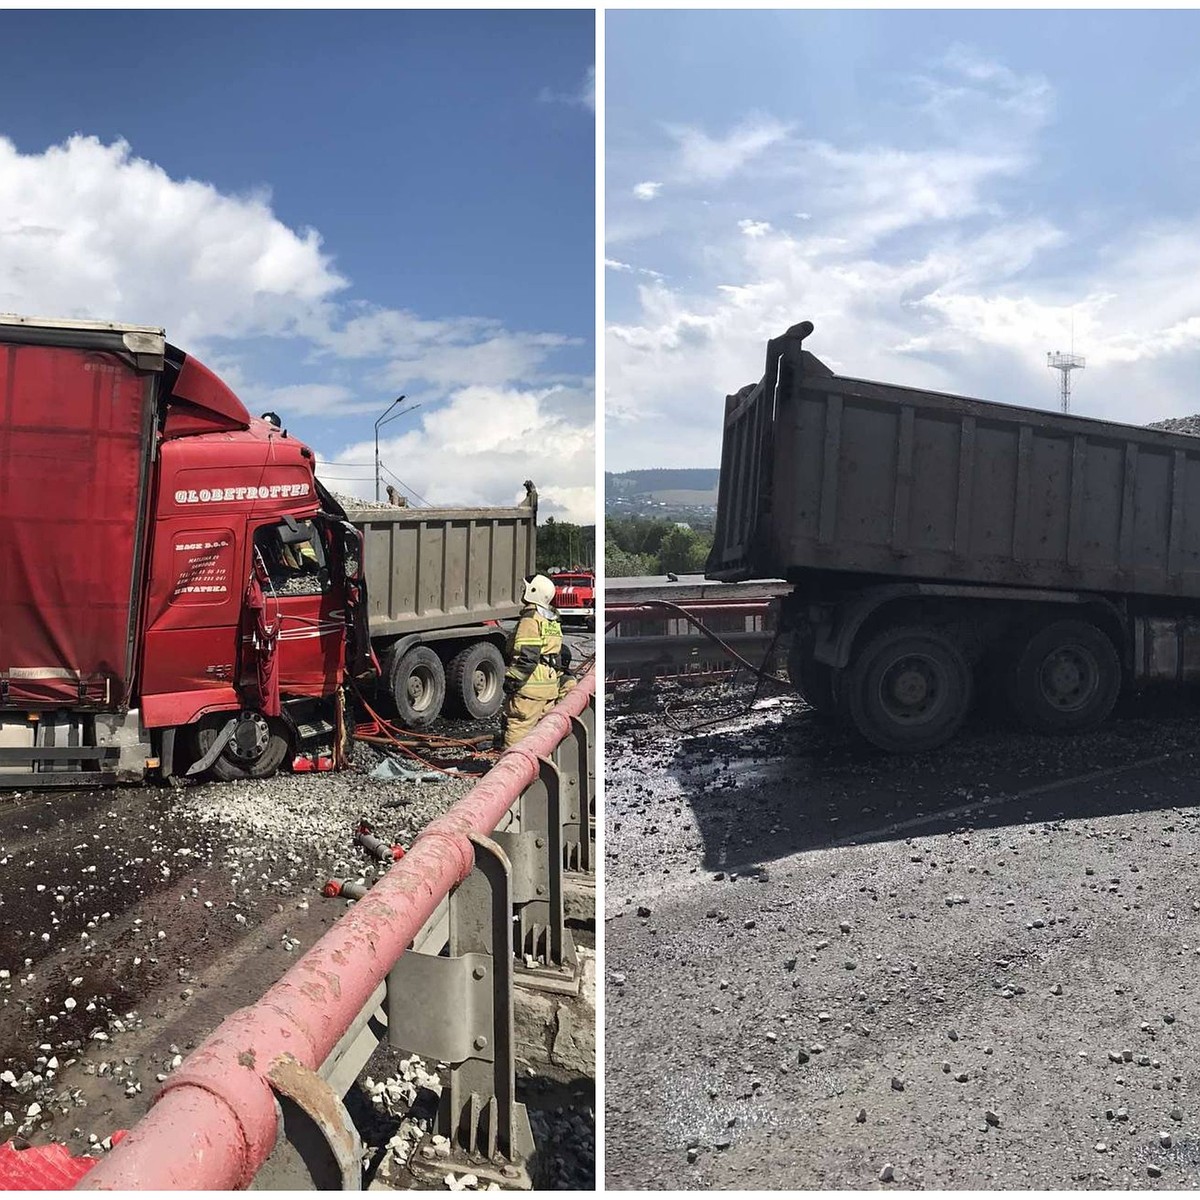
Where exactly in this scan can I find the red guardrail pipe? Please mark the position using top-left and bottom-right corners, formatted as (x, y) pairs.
(78, 672), (596, 1191)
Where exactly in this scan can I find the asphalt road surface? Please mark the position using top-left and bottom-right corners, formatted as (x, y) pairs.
(605, 678), (1200, 1190)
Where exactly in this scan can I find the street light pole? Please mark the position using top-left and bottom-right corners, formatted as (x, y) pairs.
(374, 395), (408, 502)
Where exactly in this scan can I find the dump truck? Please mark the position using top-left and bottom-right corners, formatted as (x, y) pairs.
(0, 315), (535, 787)
(708, 319), (1200, 752)
(344, 501), (535, 728)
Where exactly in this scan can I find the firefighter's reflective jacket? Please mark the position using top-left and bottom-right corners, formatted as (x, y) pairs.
(504, 605), (565, 699)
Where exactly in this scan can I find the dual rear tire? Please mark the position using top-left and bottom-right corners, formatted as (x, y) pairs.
(1002, 618), (1121, 734)
(843, 626), (973, 754)
(387, 641), (506, 729)
(834, 617), (1120, 754)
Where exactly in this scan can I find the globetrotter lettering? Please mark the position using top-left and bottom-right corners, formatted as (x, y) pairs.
(174, 483), (311, 504)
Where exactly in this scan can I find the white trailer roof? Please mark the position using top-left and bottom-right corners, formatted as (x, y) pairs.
(0, 313), (164, 336)
(0, 313), (166, 365)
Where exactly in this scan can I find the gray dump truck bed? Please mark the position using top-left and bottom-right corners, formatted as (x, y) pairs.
(709, 321), (1200, 599)
(344, 503), (537, 637)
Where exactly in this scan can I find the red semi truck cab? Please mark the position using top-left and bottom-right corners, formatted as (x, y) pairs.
(0, 315), (367, 786)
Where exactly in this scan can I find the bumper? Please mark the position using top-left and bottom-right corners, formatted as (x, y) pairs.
(557, 606), (595, 621)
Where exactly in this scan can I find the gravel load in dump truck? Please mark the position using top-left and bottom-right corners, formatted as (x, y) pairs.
(1149, 415), (1200, 437)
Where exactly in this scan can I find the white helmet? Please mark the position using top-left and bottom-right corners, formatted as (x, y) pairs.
(522, 573), (556, 609)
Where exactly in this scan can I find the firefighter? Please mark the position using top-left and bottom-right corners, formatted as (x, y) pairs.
(277, 527), (319, 573)
(500, 573), (574, 748)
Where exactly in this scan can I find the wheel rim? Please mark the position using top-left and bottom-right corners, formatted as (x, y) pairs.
(407, 665), (436, 712)
(1038, 644), (1099, 712)
(877, 653), (949, 727)
(226, 712), (271, 762)
(473, 663), (499, 705)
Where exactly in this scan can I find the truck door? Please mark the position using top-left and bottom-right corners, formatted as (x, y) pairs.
(251, 517), (345, 695)
(316, 516), (372, 678)
(139, 521), (244, 726)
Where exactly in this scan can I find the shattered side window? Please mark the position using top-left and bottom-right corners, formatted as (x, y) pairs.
(253, 520), (329, 596)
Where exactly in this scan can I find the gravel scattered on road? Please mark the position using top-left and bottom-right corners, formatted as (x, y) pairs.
(605, 677), (1200, 1189)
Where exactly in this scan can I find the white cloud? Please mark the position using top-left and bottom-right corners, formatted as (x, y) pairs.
(315, 307), (480, 359)
(539, 65), (595, 113)
(607, 48), (1200, 470)
(246, 382), (362, 418)
(579, 65), (596, 113)
(665, 115), (792, 183)
(932, 44), (1053, 127)
(632, 180), (662, 201)
(319, 383), (595, 524)
(373, 330), (579, 390)
(605, 257), (664, 281)
(0, 135), (346, 345)
(0, 133), (594, 519)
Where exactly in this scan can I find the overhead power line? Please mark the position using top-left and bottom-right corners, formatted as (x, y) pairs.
(380, 463), (431, 507)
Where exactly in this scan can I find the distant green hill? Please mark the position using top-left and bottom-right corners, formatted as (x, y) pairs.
(605, 468), (719, 496)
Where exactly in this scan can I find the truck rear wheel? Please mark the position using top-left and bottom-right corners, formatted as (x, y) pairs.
(786, 637), (837, 717)
(446, 642), (506, 720)
(389, 645), (446, 730)
(845, 626), (972, 753)
(194, 711), (291, 781)
(1005, 619), (1120, 734)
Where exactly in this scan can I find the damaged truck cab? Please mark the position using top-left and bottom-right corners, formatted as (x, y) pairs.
(0, 316), (367, 786)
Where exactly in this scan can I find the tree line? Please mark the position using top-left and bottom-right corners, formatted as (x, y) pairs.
(537, 517), (595, 572)
(606, 516), (714, 579)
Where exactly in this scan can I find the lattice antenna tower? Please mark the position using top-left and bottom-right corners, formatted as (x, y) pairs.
(1047, 313), (1085, 413)
(1047, 350), (1084, 412)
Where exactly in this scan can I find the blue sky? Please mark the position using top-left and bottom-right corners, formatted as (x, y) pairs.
(0, 10), (595, 520)
(607, 10), (1200, 472)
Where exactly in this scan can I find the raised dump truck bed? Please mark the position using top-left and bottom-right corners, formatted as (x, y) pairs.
(709, 320), (1200, 600)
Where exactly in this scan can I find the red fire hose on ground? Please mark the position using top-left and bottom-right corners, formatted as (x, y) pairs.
(77, 671), (596, 1191)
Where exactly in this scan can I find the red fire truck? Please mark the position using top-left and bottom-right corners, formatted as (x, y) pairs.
(551, 569), (596, 630)
(0, 316), (534, 787)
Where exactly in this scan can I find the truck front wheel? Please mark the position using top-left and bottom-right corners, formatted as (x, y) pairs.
(194, 711), (291, 781)
(446, 642), (506, 720)
(389, 645), (446, 730)
(1005, 619), (1120, 734)
(845, 626), (972, 753)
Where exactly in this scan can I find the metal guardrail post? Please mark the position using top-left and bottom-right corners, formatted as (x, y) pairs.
(499, 758), (579, 994)
(387, 833), (534, 1188)
(572, 702), (596, 872)
(554, 716), (592, 874)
